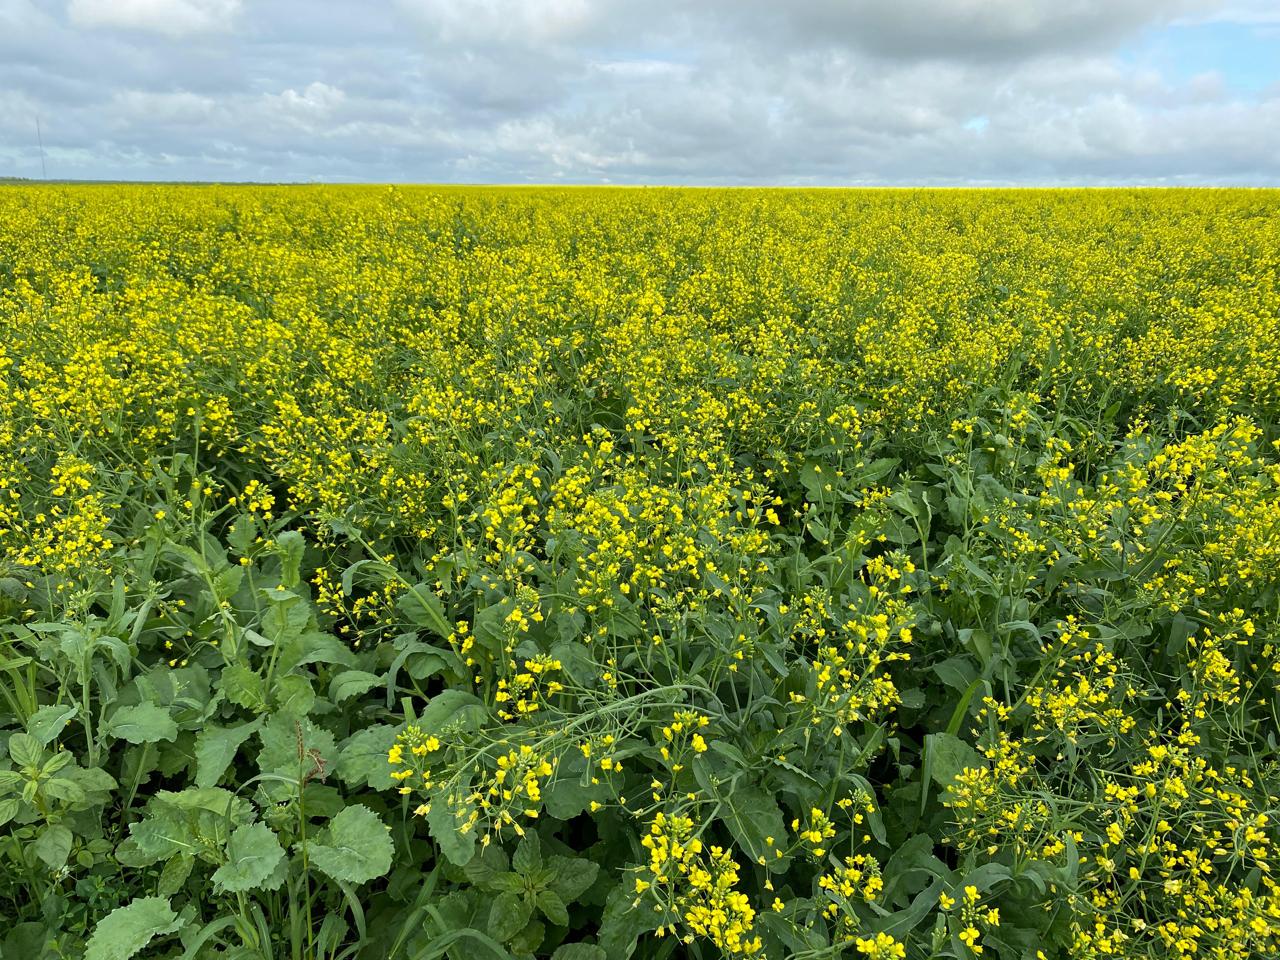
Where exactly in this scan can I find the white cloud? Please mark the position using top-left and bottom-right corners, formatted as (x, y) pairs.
(1178, 1), (1280, 25)
(68, 0), (242, 38)
(396, 0), (601, 44)
(267, 81), (345, 117)
(0, 0), (1269, 183)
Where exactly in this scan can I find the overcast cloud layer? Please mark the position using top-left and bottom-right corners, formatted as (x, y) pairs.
(2, 0), (1279, 184)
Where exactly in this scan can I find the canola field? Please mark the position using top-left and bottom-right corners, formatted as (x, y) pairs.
(1, 185), (1279, 960)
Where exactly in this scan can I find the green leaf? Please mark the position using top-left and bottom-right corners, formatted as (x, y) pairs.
(598, 883), (660, 958)
(228, 516), (257, 557)
(512, 831), (542, 875)
(552, 944), (607, 960)
(335, 724), (399, 790)
(43, 777), (87, 803)
(511, 919), (546, 956)
(542, 766), (606, 820)
(427, 796), (476, 866)
(33, 823), (73, 869)
(212, 822), (286, 893)
(715, 782), (789, 874)
(924, 732), (981, 788)
(535, 890), (568, 927)
(65, 765), (117, 798)
(306, 804), (393, 885)
(257, 714), (337, 779)
(329, 670), (382, 703)
(548, 856), (599, 902)
(398, 583), (452, 638)
(417, 689), (487, 734)
(463, 844), (511, 887)
(271, 673), (315, 717)
(8, 732), (41, 767)
(262, 594), (309, 645)
(194, 721), (262, 788)
(157, 853), (194, 897)
(105, 703), (177, 745)
(41, 750), (72, 776)
(84, 896), (182, 960)
(27, 704), (78, 746)
(488, 891), (532, 942)
(277, 631), (356, 672)
(221, 664), (267, 712)
(932, 657), (977, 691)
(122, 808), (192, 866)
(0, 798), (19, 827)
(275, 531), (305, 589)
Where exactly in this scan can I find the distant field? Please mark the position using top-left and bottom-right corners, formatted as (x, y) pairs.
(1, 186), (1278, 960)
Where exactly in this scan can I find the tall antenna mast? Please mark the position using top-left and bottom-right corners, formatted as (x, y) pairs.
(35, 116), (47, 179)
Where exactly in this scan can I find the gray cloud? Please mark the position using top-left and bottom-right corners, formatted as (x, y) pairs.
(721, 0), (1205, 61)
(0, 0), (1275, 183)
(67, 0), (243, 37)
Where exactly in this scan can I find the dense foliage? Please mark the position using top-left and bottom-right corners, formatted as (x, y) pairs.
(1, 185), (1279, 960)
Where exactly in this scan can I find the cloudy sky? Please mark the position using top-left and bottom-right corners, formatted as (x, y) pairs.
(2, 0), (1279, 184)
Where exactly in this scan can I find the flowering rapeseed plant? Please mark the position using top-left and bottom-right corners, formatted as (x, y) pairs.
(0, 185), (1278, 959)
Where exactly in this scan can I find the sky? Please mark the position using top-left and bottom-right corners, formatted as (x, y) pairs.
(1, 0), (1279, 185)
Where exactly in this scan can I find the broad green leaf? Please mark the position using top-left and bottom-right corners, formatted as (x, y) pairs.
(42, 777), (87, 803)
(275, 530), (305, 588)
(277, 632), (356, 672)
(84, 897), (181, 960)
(8, 732), (41, 767)
(41, 750), (72, 776)
(552, 945), (607, 960)
(548, 856), (599, 902)
(511, 919), (546, 956)
(542, 762), (607, 820)
(212, 823), (286, 893)
(261, 593), (310, 645)
(105, 703), (177, 745)
(427, 796), (476, 866)
(158, 786), (255, 821)
(227, 516), (257, 557)
(194, 720), (262, 788)
(65, 765), (118, 797)
(512, 831), (542, 875)
(417, 689), (487, 733)
(27, 704), (78, 746)
(536, 890), (568, 926)
(714, 782), (789, 874)
(125, 808), (196, 866)
(488, 891), (532, 942)
(462, 844), (511, 887)
(157, 853), (194, 897)
(329, 669), (382, 703)
(0, 798), (19, 827)
(598, 883), (660, 958)
(488, 872), (525, 894)
(924, 732), (981, 789)
(271, 673), (315, 717)
(257, 714), (337, 780)
(335, 724), (399, 790)
(220, 664), (267, 712)
(33, 823), (73, 869)
(212, 565), (244, 602)
(305, 804), (393, 885)
(398, 583), (452, 638)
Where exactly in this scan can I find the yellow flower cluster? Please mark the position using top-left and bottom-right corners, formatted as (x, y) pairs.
(494, 654), (564, 721)
(639, 812), (763, 956)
